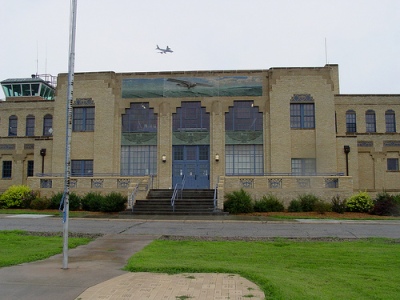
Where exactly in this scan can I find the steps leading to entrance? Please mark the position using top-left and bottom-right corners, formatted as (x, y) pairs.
(124, 189), (227, 215)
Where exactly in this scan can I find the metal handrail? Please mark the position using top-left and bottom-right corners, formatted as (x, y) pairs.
(171, 176), (185, 212)
(213, 176), (219, 211)
(128, 183), (139, 212)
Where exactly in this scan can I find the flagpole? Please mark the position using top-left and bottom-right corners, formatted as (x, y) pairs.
(63, 0), (77, 270)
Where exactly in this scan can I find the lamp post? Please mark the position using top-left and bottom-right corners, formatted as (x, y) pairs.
(344, 145), (350, 176)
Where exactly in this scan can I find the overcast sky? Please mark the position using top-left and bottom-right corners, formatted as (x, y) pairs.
(1, 0), (399, 99)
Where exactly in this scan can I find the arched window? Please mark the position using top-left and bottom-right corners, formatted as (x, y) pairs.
(365, 110), (376, 133)
(8, 115), (17, 136)
(120, 103), (157, 176)
(43, 114), (53, 136)
(225, 101), (263, 175)
(385, 110), (396, 133)
(346, 110), (356, 133)
(122, 103), (157, 132)
(26, 115), (35, 136)
(173, 102), (209, 131)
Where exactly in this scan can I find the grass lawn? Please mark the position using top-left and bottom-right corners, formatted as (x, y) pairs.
(0, 230), (93, 268)
(125, 238), (400, 300)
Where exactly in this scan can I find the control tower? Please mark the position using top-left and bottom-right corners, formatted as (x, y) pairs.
(1, 74), (56, 101)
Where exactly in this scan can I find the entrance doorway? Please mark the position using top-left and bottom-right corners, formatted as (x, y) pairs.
(172, 145), (210, 189)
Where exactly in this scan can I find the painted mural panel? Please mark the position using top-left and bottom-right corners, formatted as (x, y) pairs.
(122, 76), (262, 98)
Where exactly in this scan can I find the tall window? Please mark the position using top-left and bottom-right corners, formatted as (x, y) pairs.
(71, 160), (93, 176)
(385, 110), (396, 133)
(346, 110), (357, 133)
(290, 94), (315, 129)
(387, 158), (399, 171)
(43, 114), (53, 136)
(2, 161), (12, 178)
(365, 110), (376, 133)
(173, 101), (209, 131)
(8, 115), (17, 136)
(225, 101), (263, 175)
(291, 158), (316, 175)
(26, 115), (35, 136)
(225, 145), (263, 175)
(27, 160), (34, 177)
(73, 107), (94, 132)
(121, 145), (157, 175)
(121, 103), (158, 176)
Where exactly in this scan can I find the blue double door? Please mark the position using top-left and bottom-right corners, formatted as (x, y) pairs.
(172, 145), (210, 189)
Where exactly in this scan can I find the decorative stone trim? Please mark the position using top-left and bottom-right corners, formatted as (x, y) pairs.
(290, 94), (314, 103)
(91, 179), (104, 188)
(240, 178), (254, 188)
(73, 98), (94, 106)
(358, 141), (373, 147)
(40, 179), (52, 188)
(117, 179), (130, 189)
(325, 178), (338, 188)
(268, 178), (282, 189)
(0, 144), (15, 150)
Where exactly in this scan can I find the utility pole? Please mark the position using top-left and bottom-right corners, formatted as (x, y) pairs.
(63, 0), (77, 270)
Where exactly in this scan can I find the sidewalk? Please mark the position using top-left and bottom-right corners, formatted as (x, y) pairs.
(0, 234), (265, 300)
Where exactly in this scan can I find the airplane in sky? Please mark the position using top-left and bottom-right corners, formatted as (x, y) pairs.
(156, 45), (173, 54)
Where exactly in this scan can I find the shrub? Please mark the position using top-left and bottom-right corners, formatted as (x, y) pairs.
(331, 195), (347, 214)
(0, 185), (32, 208)
(346, 191), (373, 212)
(99, 192), (127, 212)
(314, 200), (332, 214)
(254, 194), (284, 212)
(299, 194), (320, 212)
(288, 199), (302, 212)
(30, 197), (51, 210)
(370, 192), (400, 216)
(224, 189), (254, 214)
(81, 192), (104, 211)
(49, 192), (63, 210)
(49, 192), (81, 211)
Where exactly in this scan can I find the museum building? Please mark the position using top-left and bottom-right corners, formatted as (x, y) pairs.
(1, 64), (399, 208)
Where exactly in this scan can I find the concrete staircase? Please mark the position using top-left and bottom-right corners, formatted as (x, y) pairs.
(126, 189), (226, 215)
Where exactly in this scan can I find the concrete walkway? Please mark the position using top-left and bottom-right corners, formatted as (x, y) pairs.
(0, 234), (265, 300)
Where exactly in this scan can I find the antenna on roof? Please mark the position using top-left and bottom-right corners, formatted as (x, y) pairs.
(36, 41), (39, 76)
(325, 38), (329, 65)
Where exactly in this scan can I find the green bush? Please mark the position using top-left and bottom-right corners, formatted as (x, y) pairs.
(99, 192), (127, 212)
(254, 194), (284, 212)
(288, 199), (302, 212)
(30, 197), (51, 210)
(370, 192), (400, 216)
(298, 194), (320, 212)
(49, 192), (81, 211)
(314, 200), (332, 214)
(223, 189), (254, 214)
(346, 191), (373, 212)
(331, 195), (347, 214)
(81, 192), (104, 211)
(0, 185), (32, 209)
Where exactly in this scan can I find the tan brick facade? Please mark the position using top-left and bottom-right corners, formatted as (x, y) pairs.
(1, 64), (399, 205)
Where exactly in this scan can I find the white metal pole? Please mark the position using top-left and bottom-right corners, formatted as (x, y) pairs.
(63, 0), (77, 270)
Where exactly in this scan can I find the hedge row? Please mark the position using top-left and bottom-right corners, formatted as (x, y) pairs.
(223, 189), (400, 216)
(0, 185), (127, 212)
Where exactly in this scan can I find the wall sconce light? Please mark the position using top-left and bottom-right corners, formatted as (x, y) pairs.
(215, 154), (220, 162)
(162, 154), (166, 163)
